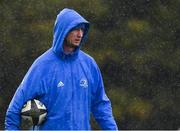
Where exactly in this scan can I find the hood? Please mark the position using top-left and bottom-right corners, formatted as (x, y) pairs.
(52, 8), (90, 59)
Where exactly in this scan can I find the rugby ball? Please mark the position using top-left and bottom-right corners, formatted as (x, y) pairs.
(21, 99), (47, 125)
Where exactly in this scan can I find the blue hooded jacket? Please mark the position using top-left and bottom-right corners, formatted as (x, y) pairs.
(5, 8), (118, 130)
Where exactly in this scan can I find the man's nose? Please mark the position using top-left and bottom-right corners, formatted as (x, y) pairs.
(77, 29), (83, 38)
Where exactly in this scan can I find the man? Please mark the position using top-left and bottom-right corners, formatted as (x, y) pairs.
(5, 8), (118, 130)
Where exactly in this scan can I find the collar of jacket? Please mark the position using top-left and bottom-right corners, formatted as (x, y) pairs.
(58, 48), (79, 60)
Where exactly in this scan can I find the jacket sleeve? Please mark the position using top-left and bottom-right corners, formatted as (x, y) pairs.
(5, 62), (47, 130)
(91, 64), (118, 130)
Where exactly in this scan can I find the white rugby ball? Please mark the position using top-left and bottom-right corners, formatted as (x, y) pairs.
(21, 99), (47, 125)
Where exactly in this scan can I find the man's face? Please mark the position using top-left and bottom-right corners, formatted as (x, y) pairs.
(65, 28), (84, 48)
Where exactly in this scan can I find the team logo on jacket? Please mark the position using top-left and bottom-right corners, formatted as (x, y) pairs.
(80, 78), (88, 88)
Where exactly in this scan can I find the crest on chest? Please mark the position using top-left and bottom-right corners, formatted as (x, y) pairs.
(79, 78), (88, 88)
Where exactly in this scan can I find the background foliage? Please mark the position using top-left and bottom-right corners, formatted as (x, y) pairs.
(0, 0), (180, 129)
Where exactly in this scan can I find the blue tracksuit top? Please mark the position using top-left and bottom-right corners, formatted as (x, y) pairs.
(5, 8), (118, 130)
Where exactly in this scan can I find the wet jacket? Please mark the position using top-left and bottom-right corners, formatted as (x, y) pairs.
(5, 8), (118, 130)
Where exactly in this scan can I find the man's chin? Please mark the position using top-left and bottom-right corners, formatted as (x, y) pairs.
(67, 43), (79, 48)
